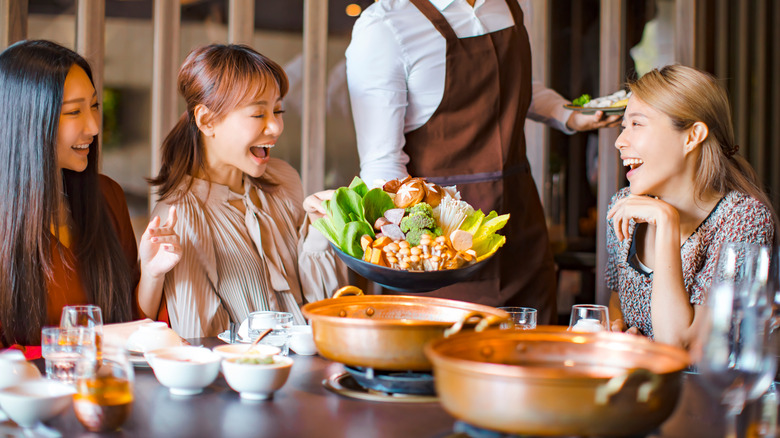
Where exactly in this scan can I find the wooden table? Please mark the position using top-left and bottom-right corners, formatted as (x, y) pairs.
(4, 337), (774, 437)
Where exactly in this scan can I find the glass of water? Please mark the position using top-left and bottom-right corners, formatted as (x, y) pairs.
(497, 307), (537, 329)
(248, 311), (293, 356)
(41, 326), (97, 384)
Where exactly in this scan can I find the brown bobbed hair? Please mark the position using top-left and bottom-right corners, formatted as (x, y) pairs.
(629, 65), (774, 216)
(150, 44), (289, 200)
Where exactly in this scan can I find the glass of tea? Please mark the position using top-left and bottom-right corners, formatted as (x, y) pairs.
(73, 346), (134, 433)
(60, 305), (104, 353)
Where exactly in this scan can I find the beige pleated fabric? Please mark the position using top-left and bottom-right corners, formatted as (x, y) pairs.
(151, 159), (347, 338)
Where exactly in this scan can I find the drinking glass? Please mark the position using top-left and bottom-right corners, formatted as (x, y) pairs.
(697, 241), (777, 438)
(41, 326), (97, 384)
(248, 311), (293, 356)
(73, 346), (134, 433)
(61, 305), (104, 353)
(497, 307), (537, 330)
(568, 304), (609, 332)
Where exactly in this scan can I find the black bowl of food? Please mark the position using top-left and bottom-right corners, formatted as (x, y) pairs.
(330, 243), (494, 293)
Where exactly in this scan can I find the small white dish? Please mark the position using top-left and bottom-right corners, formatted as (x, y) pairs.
(221, 355), (293, 401)
(289, 325), (317, 356)
(126, 322), (183, 353)
(212, 344), (281, 360)
(0, 350), (42, 390)
(145, 346), (221, 396)
(0, 380), (75, 428)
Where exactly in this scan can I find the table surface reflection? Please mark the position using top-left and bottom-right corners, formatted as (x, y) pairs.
(2, 337), (771, 438)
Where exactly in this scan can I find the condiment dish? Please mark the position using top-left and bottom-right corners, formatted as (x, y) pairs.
(145, 346), (221, 396)
(289, 325), (317, 356)
(212, 343), (281, 360)
(221, 355), (293, 401)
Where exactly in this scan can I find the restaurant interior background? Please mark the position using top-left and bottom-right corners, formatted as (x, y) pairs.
(2, 0), (778, 323)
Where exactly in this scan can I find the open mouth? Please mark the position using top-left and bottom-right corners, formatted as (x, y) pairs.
(622, 158), (644, 171)
(250, 144), (275, 159)
(72, 144), (90, 151)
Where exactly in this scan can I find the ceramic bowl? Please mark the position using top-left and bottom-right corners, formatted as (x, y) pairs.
(212, 344), (281, 360)
(145, 346), (221, 396)
(289, 325), (317, 356)
(221, 355), (293, 401)
(126, 322), (183, 353)
(0, 350), (42, 390)
(0, 380), (75, 427)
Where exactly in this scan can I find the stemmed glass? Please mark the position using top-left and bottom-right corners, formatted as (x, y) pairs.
(60, 305), (103, 352)
(696, 241), (777, 438)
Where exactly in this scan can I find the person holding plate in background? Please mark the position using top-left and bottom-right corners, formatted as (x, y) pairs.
(0, 40), (182, 352)
(606, 65), (776, 349)
(148, 44), (347, 338)
(345, 0), (620, 323)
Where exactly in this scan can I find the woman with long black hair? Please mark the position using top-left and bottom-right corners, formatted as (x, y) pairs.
(0, 40), (181, 349)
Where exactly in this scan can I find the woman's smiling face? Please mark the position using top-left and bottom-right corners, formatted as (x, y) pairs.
(202, 83), (284, 180)
(57, 65), (99, 172)
(614, 96), (690, 197)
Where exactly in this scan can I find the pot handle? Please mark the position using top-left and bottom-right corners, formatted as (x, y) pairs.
(594, 368), (661, 405)
(444, 312), (506, 338)
(333, 286), (364, 298)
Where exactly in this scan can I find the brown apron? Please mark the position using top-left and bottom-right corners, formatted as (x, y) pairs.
(400, 0), (557, 324)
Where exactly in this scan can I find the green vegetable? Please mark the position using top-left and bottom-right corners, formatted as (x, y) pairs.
(400, 213), (436, 233)
(363, 188), (395, 226)
(313, 176), (396, 259)
(460, 209), (509, 260)
(572, 94), (591, 107)
(405, 229), (438, 247)
(407, 202), (433, 217)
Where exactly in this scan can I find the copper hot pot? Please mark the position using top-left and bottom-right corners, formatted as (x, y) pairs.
(300, 286), (509, 371)
(424, 326), (690, 437)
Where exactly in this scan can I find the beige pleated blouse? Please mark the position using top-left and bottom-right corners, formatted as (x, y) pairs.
(151, 159), (347, 338)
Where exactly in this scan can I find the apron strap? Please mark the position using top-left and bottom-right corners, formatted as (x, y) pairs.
(504, 0), (525, 30)
(409, 0), (459, 42)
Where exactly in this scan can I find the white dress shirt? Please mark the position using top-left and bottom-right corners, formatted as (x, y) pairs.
(346, 0), (574, 186)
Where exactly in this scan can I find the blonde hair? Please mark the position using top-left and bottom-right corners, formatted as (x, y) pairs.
(629, 65), (772, 212)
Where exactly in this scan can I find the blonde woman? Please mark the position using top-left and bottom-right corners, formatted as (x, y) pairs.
(606, 65), (775, 349)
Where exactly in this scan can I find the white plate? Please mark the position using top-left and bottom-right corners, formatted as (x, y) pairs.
(217, 330), (251, 344)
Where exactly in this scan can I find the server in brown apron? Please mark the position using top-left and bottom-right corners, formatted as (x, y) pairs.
(345, 0), (619, 324)
(398, 0), (556, 323)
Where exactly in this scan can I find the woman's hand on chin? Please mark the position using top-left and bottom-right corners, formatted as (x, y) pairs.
(139, 205), (182, 278)
(607, 194), (678, 241)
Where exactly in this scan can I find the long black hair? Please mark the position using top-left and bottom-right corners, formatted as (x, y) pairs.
(0, 40), (134, 346)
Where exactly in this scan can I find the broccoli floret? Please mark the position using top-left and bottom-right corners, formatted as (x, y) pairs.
(407, 202), (433, 217)
(404, 229), (437, 247)
(572, 94), (591, 107)
(400, 213), (436, 233)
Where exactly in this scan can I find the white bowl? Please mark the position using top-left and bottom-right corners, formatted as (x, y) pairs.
(212, 344), (281, 360)
(145, 346), (221, 396)
(126, 322), (183, 353)
(221, 355), (293, 401)
(0, 380), (75, 427)
(289, 325), (317, 356)
(0, 350), (41, 390)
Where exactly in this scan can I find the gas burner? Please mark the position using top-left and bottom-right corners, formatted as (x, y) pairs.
(323, 371), (438, 403)
(344, 365), (435, 395)
(451, 421), (636, 438)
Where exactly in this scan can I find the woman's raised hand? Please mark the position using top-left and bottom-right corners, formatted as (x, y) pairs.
(606, 194), (679, 242)
(139, 206), (182, 278)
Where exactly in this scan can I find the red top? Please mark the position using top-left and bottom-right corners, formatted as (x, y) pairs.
(3, 175), (146, 358)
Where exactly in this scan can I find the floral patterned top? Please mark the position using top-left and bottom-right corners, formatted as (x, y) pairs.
(605, 188), (775, 339)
